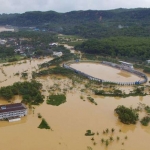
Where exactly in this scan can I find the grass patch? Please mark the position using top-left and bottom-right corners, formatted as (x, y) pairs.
(47, 94), (66, 106)
(38, 119), (50, 129)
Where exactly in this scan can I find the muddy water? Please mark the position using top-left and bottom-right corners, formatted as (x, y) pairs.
(0, 57), (52, 87)
(64, 44), (75, 53)
(70, 63), (141, 82)
(0, 59), (150, 150)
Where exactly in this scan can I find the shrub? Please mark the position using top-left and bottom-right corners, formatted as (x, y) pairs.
(115, 105), (139, 124)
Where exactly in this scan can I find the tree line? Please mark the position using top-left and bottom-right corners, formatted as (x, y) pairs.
(75, 37), (150, 61)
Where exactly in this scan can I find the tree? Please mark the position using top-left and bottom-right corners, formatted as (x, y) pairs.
(115, 105), (139, 124)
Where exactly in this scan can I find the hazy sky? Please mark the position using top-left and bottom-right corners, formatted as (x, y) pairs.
(0, 0), (150, 14)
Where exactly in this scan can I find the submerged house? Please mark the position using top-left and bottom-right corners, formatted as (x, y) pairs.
(0, 103), (27, 122)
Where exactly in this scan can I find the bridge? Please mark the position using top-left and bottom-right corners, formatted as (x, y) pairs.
(63, 60), (148, 86)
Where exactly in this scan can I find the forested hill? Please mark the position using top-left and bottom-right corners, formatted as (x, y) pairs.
(1, 8), (150, 26)
(1, 8), (150, 38)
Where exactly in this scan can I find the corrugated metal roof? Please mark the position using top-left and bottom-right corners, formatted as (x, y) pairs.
(0, 103), (27, 113)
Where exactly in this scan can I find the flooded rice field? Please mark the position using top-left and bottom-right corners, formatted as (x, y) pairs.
(0, 59), (150, 150)
(70, 63), (141, 82)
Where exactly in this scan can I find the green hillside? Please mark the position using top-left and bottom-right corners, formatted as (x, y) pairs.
(1, 8), (150, 38)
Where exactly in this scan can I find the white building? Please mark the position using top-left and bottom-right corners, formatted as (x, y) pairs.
(146, 60), (150, 64)
(0, 103), (27, 121)
(53, 51), (63, 57)
(0, 39), (7, 45)
(49, 43), (58, 46)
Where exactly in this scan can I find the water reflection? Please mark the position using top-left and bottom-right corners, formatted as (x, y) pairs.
(0, 116), (27, 128)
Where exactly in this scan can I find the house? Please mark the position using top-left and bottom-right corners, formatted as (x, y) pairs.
(146, 60), (150, 64)
(0, 103), (27, 122)
(0, 39), (7, 45)
(53, 51), (63, 57)
(49, 43), (58, 46)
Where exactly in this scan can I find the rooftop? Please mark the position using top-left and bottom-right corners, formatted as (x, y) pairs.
(119, 61), (133, 65)
(0, 103), (27, 113)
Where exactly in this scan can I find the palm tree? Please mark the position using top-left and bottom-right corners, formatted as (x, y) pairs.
(106, 128), (109, 133)
(93, 142), (97, 145)
(110, 136), (113, 141)
(125, 136), (128, 139)
(101, 138), (105, 143)
(117, 136), (120, 141)
(105, 140), (109, 147)
(91, 137), (94, 141)
(111, 128), (115, 133)
(103, 130), (105, 134)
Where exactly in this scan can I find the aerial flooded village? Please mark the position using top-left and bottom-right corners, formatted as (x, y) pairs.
(0, 4), (150, 150)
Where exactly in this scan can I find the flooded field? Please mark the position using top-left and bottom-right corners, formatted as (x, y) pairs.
(70, 63), (141, 82)
(0, 59), (150, 150)
(0, 26), (14, 32)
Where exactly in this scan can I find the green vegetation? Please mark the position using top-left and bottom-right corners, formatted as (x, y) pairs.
(40, 53), (78, 68)
(38, 119), (50, 129)
(143, 67), (150, 73)
(76, 37), (150, 61)
(145, 105), (150, 113)
(0, 80), (44, 105)
(95, 87), (146, 97)
(0, 31), (57, 62)
(36, 67), (75, 77)
(87, 97), (97, 105)
(47, 94), (66, 106)
(85, 130), (95, 136)
(86, 127), (128, 148)
(140, 116), (150, 126)
(21, 72), (28, 78)
(1, 9), (150, 38)
(115, 105), (139, 124)
(38, 113), (42, 118)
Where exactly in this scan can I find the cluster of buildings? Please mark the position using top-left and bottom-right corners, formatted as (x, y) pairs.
(1, 38), (63, 58)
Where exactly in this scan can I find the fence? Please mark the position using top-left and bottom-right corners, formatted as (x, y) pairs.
(63, 60), (148, 85)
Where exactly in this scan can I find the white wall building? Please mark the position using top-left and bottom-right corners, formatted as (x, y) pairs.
(53, 51), (63, 57)
(0, 103), (27, 121)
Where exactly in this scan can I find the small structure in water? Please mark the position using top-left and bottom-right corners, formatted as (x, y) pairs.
(0, 103), (27, 122)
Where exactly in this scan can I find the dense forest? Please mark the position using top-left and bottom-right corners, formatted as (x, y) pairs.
(1, 8), (150, 38)
(75, 37), (150, 61)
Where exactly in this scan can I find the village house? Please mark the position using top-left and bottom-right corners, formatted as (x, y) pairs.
(0, 39), (7, 45)
(53, 51), (63, 57)
(49, 42), (58, 46)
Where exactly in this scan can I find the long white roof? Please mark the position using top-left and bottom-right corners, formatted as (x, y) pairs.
(119, 61), (133, 65)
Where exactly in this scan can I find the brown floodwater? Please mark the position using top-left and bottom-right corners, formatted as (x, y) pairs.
(70, 63), (141, 82)
(0, 59), (150, 150)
